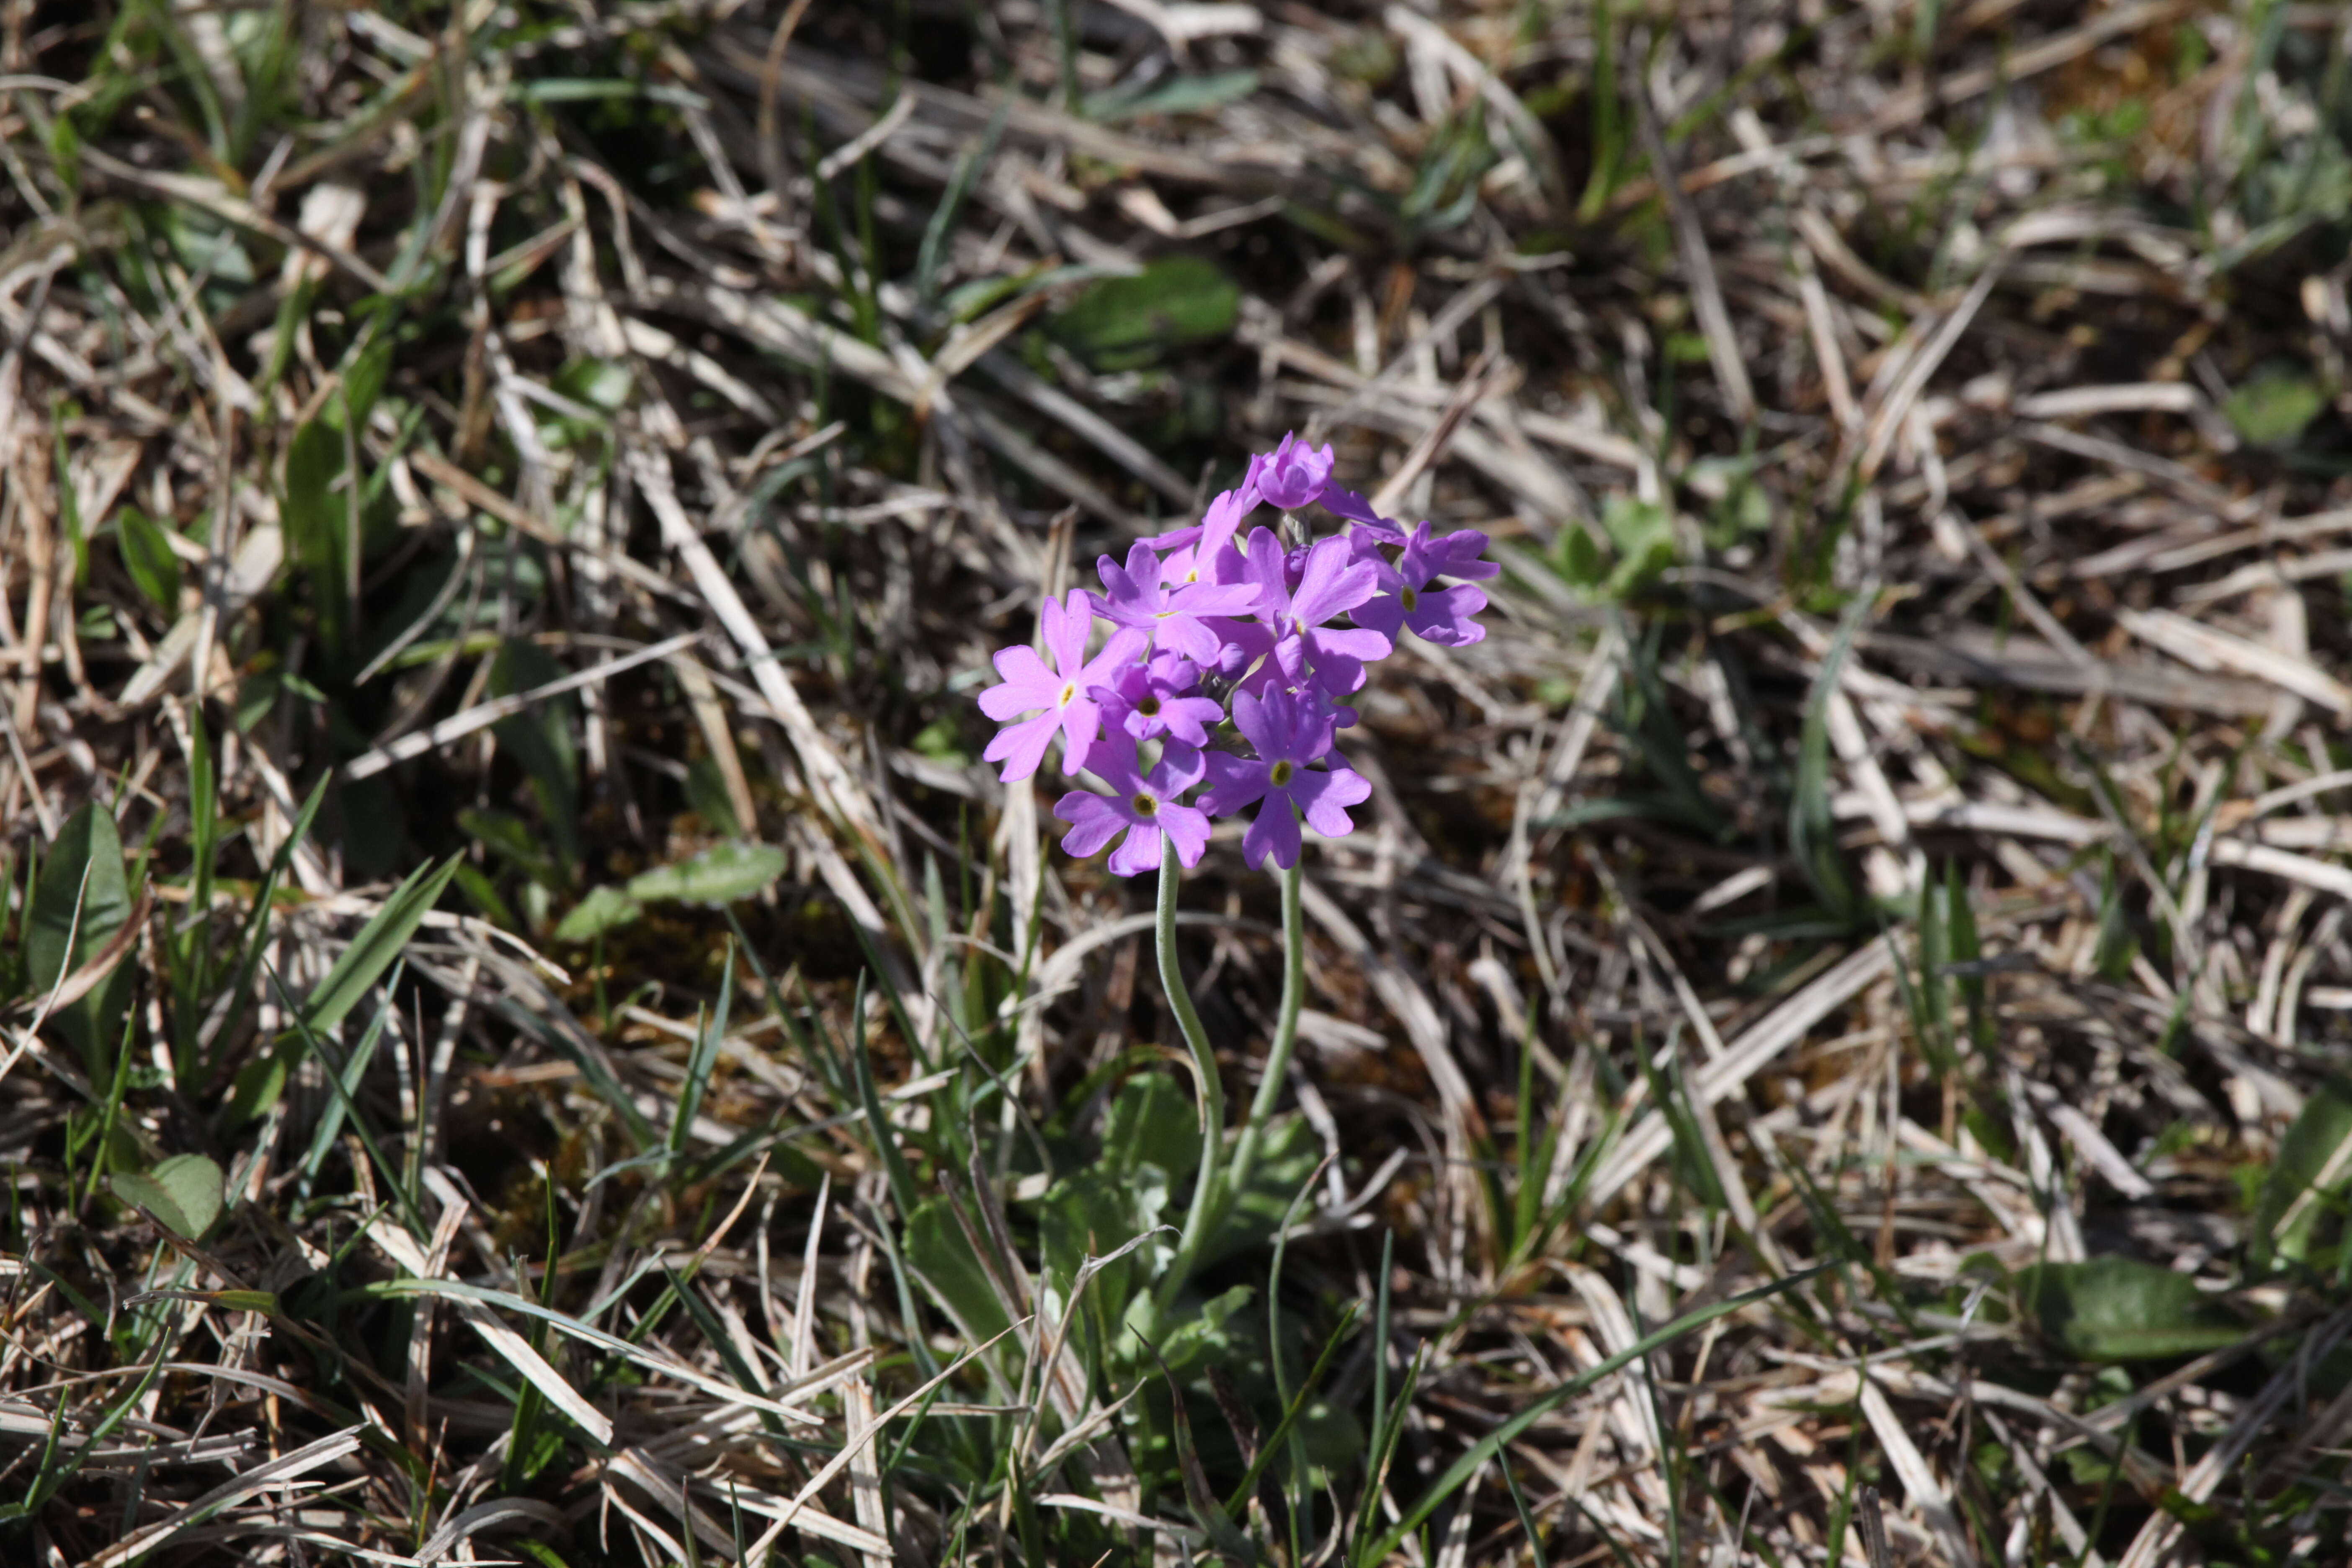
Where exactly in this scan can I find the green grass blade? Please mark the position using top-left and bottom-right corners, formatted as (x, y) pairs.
(1358, 1266), (1826, 1566)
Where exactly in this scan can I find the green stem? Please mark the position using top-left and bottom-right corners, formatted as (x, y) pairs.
(1225, 858), (1304, 1199)
(1158, 833), (1223, 1304)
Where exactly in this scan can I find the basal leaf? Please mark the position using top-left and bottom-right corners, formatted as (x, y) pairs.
(111, 1153), (224, 1239)
(26, 804), (136, 1079)
(115, 504), (182, 610)
(2015, 1256), (2249, 1362)
(626, 842), (787, 906)
(553, 885), (644, 944)
(2252, 1073), (2352, 1273)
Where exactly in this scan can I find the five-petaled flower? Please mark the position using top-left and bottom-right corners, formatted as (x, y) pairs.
(1092, 651), (1226, 748)
(978, 591), (1144, 782)
(1055, 736), (1212, 877)
(1356, 521), (1496, 648)
(1090, 540), (1260, 666)
(1200, 688), (1374, 870)
(1241, 529), (1391, 696)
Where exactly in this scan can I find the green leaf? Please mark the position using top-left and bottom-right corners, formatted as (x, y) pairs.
(115, 505), (181, 610)
(342, 335), (393, 431)
(1599, 494), (1676, 597)
(1203, 1112), (1321, 1266)
(2223, 362), (2325, 449)
(553, 885), (643, 944)
(25, 804), (136, 1080)
(300, 853), (460, 1037)
(1555, 522), (1606, 587)
(683, 754), (743, 838)
(459, 807), (565, 890)
(1041, 1163), (1168, 1329)
(671, 946), (732, 1158)
(1101, 1070), (1200, 1186)
(1790, 600), (1863, 927)
(903, 1195), (1014, 1345)
(1085, 69), (1259, 122)
(2251, 1073), (2352, 1273)
(1048, 257), (1238, 370)
(489, 640), (580, 880)
(110, 1153), (224, 1239)
(281, 417), (349, 641)
(626, 842), (787, 906)
(2015, 1256), (2249, 1362)
(1148, 1282), (1255, 1381)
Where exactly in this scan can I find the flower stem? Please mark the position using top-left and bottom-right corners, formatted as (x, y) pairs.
(1159, 833), (1223, 1302)
(1225, 858), (1303, 1198)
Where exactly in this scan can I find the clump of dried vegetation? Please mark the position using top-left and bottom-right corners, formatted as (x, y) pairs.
(4, 0), (2352, 1564)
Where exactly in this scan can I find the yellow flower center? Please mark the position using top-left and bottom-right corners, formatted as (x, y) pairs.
(1400, 585), (1419, 611)
(1138, 696), (1161, 717)
(1058, 681), (1076, 706)
(1131, 793), (1158, 816)
(1269, 759), (1295, 787)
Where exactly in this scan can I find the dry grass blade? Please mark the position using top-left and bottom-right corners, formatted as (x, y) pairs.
(12, 2), (2352, 1565)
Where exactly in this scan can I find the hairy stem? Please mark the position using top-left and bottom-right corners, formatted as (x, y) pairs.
(1225, 857), (1303, 1198)
(1158, 833), (1223, 1304)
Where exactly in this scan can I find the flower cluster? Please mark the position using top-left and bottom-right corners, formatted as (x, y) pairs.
(979, 435), (1495, 874)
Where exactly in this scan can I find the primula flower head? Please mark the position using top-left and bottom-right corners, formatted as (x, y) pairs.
(1055, 735), (1211, 877)
(980, 436), (1490, 877)
(979, 591), (1145, 781)
(1200, 687), (1373, 869)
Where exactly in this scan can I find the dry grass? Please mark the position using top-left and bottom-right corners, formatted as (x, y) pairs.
(5, 1), (2352, 1565)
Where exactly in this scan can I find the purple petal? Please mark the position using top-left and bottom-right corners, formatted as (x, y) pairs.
(1241, 799), (1302, 870)
(1161, 694), (1224, 748)
(1199, 752), (1271, 818)
(1142, 522), (1204, 550)
(1154, 743), (1207, 794)
(985, 712), (1058, 782)
(1288, 537), (1376, 626)
(1041, 593), (1084, 676)
(1406, 583), (1489, 647)
(1104, 823), (1163, 878)
(1057, 695), (1102, 774)
(1054, 792), (1128, 858)
(1425, 528), (1498, 581)
(1319, 485), (1398, 531)
(1291, 765), (1372, 839)
(1120, 541), (1163, 598)
(1309, 625), (1392, 665)
(1160, 804), (1212, 868)
(1352, 570), (1408, 640)
(1155, 614), (1222, 666)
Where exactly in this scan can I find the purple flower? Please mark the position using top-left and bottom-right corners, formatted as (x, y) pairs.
(1251, 433), (1335, 512)
(1091, 651), (1225, 748)
(1155, 484), (1256, 589)
(1091, 540), (1260, 665)
(979, 592), (1147, 781)
(1142, 475), (1259, 559)
(1357, 522), (1494, 648)
(1055, 737), (1211, 877)
(1241, 528), (1391, 695)
(1200, 688), (1373, 869)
